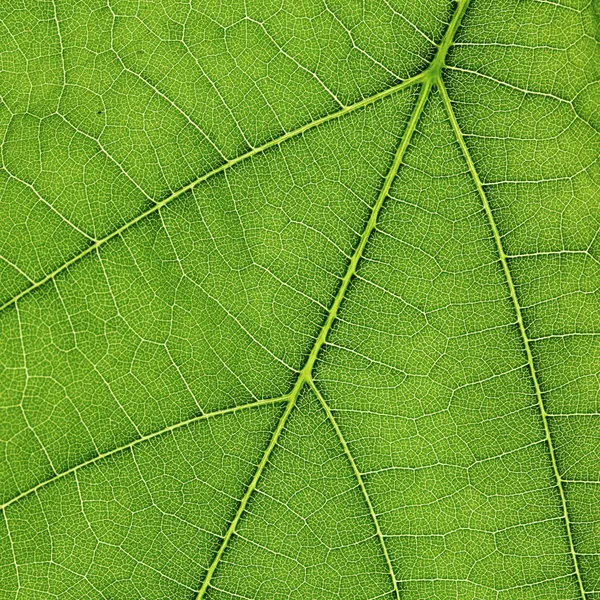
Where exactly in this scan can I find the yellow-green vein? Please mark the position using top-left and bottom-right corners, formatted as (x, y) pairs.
(437, 75), (587, 600)
(299, 81), (432, 386)
(194, 2), (477, 593)
(195, 79), (433, 600)
(195, 378), (306, 600)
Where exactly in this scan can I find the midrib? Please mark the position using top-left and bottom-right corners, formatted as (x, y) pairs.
(195, 2), (472, 597)
(194, 79), (435, 600)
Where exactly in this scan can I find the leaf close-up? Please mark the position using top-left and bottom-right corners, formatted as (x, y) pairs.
(1, 0), (599, 598)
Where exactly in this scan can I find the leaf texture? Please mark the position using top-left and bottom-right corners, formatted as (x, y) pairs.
(0, 0), (599, 598)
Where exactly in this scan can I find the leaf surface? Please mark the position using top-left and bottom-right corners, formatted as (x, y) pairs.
(1, 0), (599, 598)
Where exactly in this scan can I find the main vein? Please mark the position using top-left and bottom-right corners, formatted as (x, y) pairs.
(195, 80), (432, 600)
(195, 1), (475, 594)
(437, 76), (587, 600)
(6, 1), (485, 596)
(0, 74), (424, 315)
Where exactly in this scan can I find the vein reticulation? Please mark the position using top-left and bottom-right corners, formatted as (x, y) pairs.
(0, 0), (599, 598)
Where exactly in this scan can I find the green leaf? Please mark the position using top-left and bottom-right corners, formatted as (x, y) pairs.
(1, 0), (599, 597)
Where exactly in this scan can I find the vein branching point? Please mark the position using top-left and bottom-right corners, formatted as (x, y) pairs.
(1, 0), (596, 597)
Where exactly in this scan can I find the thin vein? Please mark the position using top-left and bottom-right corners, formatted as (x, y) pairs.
(507, 249), (600, 268)
(4, 170), (95, 241)
(380, 0), (436, 45)
(446, 65), (600, 135)
(247, 16), (344, 107)
(0, 395), (289, 514)
(0, 73), (424, 315)
(51, 278), (102, 455)
(310, 378), (401, 598)
(113, 57), (229, 163)
(14, 302), (58, 477)
(530, 332), (600, 342)
(158, 208), (258, 406)
(445, 65), (575, 103)
(437, 75), (587, 600)
(3, 511), (19, 592)
(0, 254), (34, 283)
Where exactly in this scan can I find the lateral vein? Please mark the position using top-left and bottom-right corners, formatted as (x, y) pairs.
(437, 75), (587, 600)
(0, 395), (289, 514)
(0, 74), (424, 315)
(303, 82), (432, 600)
(310, 378), (401, 598)
(299, 81), (432, 384)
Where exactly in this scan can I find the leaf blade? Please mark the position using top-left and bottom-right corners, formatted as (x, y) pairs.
(1, 0), (599, 598)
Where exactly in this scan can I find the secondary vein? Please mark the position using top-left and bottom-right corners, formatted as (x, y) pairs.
(0, 395), (289, 514)
(437, 75), (587, 600)
(0, 73), (424, 315)
(299, 81), (432, 385)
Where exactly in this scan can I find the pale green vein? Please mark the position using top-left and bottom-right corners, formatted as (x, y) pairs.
(2, 510), (19, 591)
(0, 395), (289, 514)
(195, 79), (433, 600)
(0, 73), (424, 315)
(309, 378), (401, 598)
(299, 80), (432, 385)
(424, 0), (471, 83)
(437, 75), (587, 600)
(0, 254), (34, 284)
(300, 80), (432, 600)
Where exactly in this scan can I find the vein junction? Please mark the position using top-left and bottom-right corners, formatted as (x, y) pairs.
(1, 0), (591, 597)
(196, 2), (475, 597)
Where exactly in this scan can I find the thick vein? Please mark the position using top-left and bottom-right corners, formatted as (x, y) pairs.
(298, 81), (432, 384)
(0, 73), (423, 315)
(4, 2), (469, 594)
(0, 395), (289, 514)
(195, 79), (433, 600)
(195, 3), (473, 595)
(437, 75), (587, 600)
